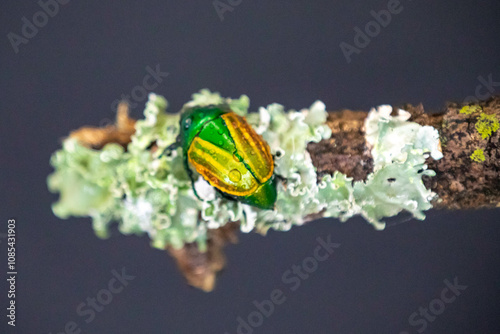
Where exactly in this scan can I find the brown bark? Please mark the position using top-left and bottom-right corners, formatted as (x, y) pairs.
(308, 96), (500, 210)
(167, 222), (239, 292)
(68, 96), (500, 291)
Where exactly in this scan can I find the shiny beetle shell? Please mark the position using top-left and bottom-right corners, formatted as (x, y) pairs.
(179, 105), (277, 210)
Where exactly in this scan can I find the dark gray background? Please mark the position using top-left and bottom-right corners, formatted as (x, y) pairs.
(1, 1), (500, 333)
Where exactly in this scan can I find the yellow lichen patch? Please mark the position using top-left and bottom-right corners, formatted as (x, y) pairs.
(470, 148), (486, 163)
(459, 105), (482, 115)
(475, 113), (499, 140)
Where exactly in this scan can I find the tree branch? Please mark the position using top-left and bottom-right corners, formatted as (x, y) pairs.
(61, 96), (500, 291)
(308, 97), (500, 210)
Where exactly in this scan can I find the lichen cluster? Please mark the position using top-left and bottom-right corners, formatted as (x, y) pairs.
(459, 105), (499, 162)
(48, 90), (443, 250)
(470, 148), (486, 163)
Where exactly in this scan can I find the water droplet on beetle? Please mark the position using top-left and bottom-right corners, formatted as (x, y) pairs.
(229, 169), (241, 182)
(184, 118), (192, 128)
(218, 140), (223, 146)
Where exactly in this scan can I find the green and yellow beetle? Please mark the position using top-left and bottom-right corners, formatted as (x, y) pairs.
(171, 105), (277, 210)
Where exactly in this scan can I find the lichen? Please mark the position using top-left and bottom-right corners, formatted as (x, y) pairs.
(458, 106), (499, 163)
(48, 91), (443, 249)
(347, 105), (441, 229)
(459, 105), (482, 115)
(470, 148), (486, 163)
(475, 112), (499, 140)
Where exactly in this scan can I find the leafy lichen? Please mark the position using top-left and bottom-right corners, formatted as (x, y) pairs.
(354, 105), (442, 229)
(48, 91), (443, 249)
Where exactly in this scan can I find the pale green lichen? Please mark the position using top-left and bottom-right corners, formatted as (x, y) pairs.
(48, 91), (443, 249)
(470, 148), (486, 163)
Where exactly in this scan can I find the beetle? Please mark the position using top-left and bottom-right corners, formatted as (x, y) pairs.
(165, 104), (277, 210)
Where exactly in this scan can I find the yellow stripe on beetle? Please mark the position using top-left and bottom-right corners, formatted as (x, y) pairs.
(221, 113), (274, 183)
(188, 137), (259, 197)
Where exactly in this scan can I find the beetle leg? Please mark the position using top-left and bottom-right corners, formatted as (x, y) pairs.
(159, 137), (181, 158)
(274, 174), (285, 183)
(215, 188), (236, 202)
(188, 171), (200, 199)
